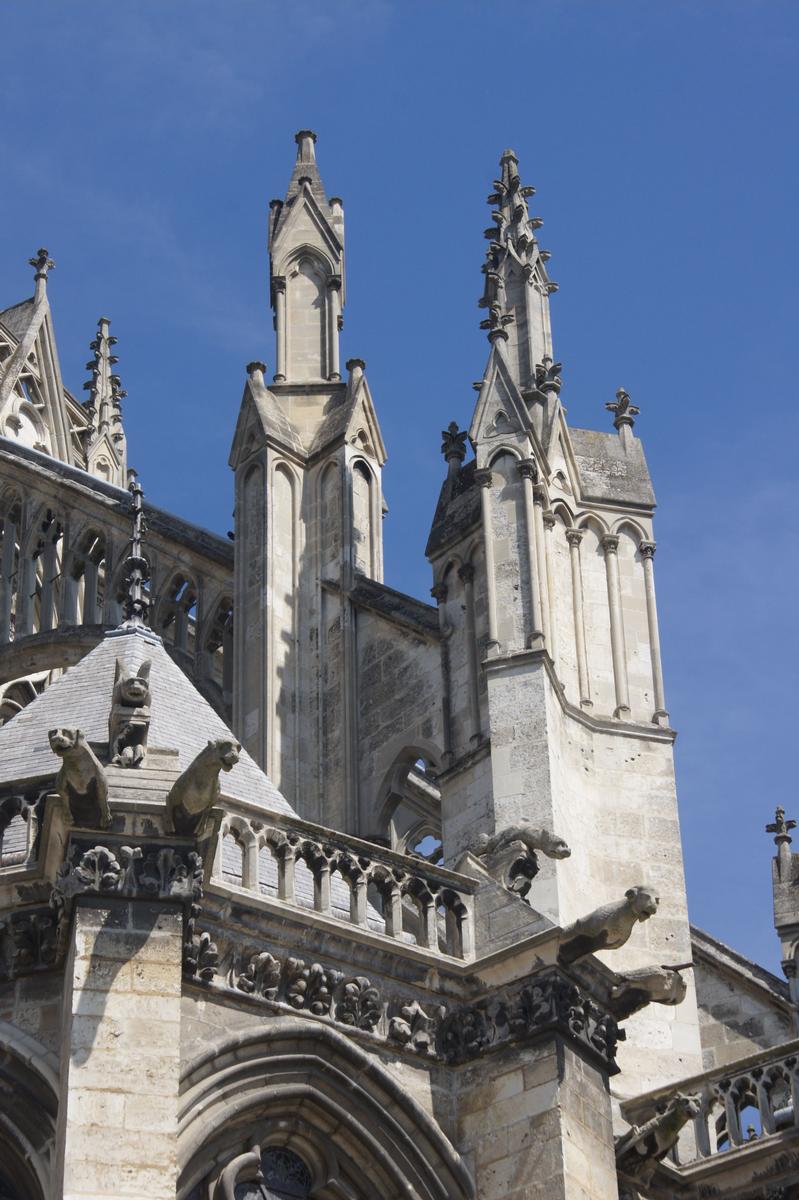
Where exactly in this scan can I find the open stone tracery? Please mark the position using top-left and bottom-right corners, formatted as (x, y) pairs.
(0, 133), (793, 1200)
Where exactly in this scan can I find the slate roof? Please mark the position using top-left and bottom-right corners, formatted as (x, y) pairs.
(0, 297), (34, 342)
(569, 428), (656, 507)
(0, 626), (294, 816)
(425, 460), (481, 560)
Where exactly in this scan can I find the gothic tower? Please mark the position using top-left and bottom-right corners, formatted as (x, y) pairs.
(230, 131), (386, 829)
(426, 148), (703, 1092)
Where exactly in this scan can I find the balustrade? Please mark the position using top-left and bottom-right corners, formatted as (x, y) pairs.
(622, 1040), (799, 1168)
(215, 813), (476, 961)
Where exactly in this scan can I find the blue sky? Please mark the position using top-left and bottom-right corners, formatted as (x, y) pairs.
(1, 1), (797, 971)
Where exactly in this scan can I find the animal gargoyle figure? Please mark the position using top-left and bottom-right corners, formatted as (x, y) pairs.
(615, 1092), (701, 1184)
(48, 728), (111, 829)
(469, 822), (571, 901)
(471, 823), (571, 861)
(558, 885), (660, 965)
(166, 737), (241, 836)
(108, 658), (151, 768)
(610, 964), (689, 1017)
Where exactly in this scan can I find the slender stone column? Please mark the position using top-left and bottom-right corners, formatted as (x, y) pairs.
(273, 277), (287, 381)
(16, 552), (36, 637)
(60, 573), (80, 626)
(83, 560), (99, 624)
(458, 565), (482, 744)
(532, 484), (553, 649)
(326, 276), (342, 381)
(565, 529), (592, 709)
(39, 540), (58, 633)
(474, 469), (500, 652)
(0, 517), (17, 642)
(517, 460), (544, 650)
(543, 509), (558, 664)
(601, 534), (630, 718)
(639, 540), (669, 725)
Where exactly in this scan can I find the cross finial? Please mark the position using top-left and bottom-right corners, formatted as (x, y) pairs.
(441, 421), (468, 477)
(606, 387), (640, 432)
(119, 471), (151, 630)
(534, 356), (563, 396)
(29, 248), (55, 285)
(766, 806), (796, 847)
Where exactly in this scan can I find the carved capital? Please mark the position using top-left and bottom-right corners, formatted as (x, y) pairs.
(601, 534), (620, 555)
(430, 581), (448, 603)
(272, 275), (286, 294)
(638, 540), (656, 560)
(543, 510), (556, 529)
(517, 458), (538, 482)
(458, 563), (475, 585)
(532, 483), (547, 505)
(326, 274), (343, 292)
(474, 468), (494, 490)
(565, 528), (584, 548)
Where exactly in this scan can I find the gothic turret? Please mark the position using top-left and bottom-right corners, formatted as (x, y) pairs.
(268, 130), (345, 383)
(82, 317), (128, 486)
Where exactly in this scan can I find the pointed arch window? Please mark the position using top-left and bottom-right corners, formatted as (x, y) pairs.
(234, 1148), (312, 1199)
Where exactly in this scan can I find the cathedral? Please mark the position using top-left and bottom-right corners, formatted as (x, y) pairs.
(0, 131), (796, 1199)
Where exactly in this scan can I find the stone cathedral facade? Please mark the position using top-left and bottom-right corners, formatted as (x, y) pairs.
(0, 132), (796, 1200)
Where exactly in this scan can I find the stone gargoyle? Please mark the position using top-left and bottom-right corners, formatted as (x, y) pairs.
(166, 737), (241, 837)
(48, 728), (111, 829)
(616, 1091), (701, 1184)
(469, 822), (570, 900)
(610, 963), (689, 1018)
(558, 885), (659, 965)
(108, 658), (151, 767)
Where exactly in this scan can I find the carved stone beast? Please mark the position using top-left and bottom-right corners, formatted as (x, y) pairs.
(558, 885), (659, 965)
(166, 738), (241, 836)
(108, 658), (152, 767)
(469, 822), (570, 900)
(616, 1092), (701, 1184)
(48, 728), (111, 829)
(610, 963), (689, 1018)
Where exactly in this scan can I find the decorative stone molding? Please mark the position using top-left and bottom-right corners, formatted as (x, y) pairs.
(192, 934), (625, 1074)
(52, 840), (204, 912)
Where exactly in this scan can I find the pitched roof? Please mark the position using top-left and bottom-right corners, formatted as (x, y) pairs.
(0, 626), (294, 816)
(0, 297), (34, 342)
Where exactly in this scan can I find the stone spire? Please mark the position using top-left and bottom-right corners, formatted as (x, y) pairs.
(119, 472), (150, 630)
(478, 149), (557, 389)
(267, 132), (345, 383)
(82, 317), (128, 485)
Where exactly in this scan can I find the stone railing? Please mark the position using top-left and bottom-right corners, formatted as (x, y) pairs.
(213, 810), (477, 961)
(622, 1039), (799, 1165)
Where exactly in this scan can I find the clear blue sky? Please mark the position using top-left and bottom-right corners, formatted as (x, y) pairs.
(2, 1), (797, 972)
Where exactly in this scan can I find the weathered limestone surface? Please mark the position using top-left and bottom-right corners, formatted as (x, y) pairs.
(54, 900), (182, 1199)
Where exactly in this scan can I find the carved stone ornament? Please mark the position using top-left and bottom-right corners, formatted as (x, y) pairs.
(336, 974), (383, 1031)
(615, 1091), (701, 1185)
(51, 840), (204, 925)
(213, 1144), (263, 1200)
(184, 924), (219, 983)
(609, 963), (689, 1018)
(232, 951), (281, 999)
(470, 822), (570, 901)
(108, 658), (151, 767)
(48, 728), (111, 829)
(559, 885), (660, 965)
(0, 909), (58, 981)
(388, 1000), (445, 1055)
(166, 737), (241, 836)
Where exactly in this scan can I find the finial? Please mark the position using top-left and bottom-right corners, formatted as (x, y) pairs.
(441, 422), (468, 478)
(606, 388), (639, 432)
(345, 358), (365, 378)
(294, 129), (317, 162)
(246, 361), (267, 386)
(29, 247), (55, 282)
(119, 472), (151, 630)
(766, 806), (796, 848)
(534, 356), (562, 396)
